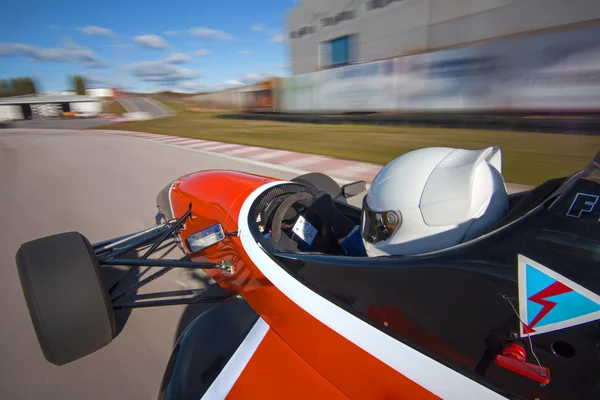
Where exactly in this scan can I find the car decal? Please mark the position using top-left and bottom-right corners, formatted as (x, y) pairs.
(518, 254), (600, 337)
(566, 192), (598, 218)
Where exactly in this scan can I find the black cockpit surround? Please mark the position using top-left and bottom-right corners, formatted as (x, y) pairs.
(247, 162), (600, 399)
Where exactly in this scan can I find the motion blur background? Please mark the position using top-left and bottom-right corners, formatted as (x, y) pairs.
(197, 0), (600, 113)
(1, 0), (599, 185)
(1, 2), (600, 398)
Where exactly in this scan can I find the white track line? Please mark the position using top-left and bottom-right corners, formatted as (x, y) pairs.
(200, 144), (241, 152)
(186, 141), (224, 149)
(252, 150), (293, 161)
(329, 164), (382, 177)
(172, 139), (205, 146)
(227, 147), (263, 155)
(89, 130), (358, 185)
(284, 155), (328, 168)
(89, 130), (531, 192)
(160, 137), (195, 143)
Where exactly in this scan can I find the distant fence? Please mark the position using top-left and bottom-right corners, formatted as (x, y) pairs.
(190, 24), (600, 114)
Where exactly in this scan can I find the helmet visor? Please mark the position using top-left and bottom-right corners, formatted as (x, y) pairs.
(361, 197), (402, 244)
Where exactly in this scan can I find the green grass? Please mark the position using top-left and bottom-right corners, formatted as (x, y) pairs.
(161, 101), (187, 113)
(96, 103), (600, 185)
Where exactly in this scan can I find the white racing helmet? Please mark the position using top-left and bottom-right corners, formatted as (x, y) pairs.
(361, 147), (509, 256)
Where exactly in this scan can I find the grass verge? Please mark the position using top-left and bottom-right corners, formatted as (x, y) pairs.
(95, 102), (600, 185)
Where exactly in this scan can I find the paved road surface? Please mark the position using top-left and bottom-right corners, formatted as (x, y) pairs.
(7, 117), (113, 130)
(0, 128), (320, 400)
(117, 97), (172, 118)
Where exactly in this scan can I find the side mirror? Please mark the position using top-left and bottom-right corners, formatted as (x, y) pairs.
(186, 224), (225, 253)
(340, 181), (367, 199)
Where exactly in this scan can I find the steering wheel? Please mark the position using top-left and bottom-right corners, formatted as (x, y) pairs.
(269, 192), (331, 253)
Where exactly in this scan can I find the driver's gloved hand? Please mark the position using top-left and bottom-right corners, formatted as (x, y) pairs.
(306, 194), (367, 257)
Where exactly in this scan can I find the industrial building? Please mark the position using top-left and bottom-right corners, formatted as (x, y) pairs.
(0, 94), (102, 120)
(288, 0), (600, 75)
(86, 88), (117, 98)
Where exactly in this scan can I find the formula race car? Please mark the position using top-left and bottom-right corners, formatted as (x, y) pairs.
(15, 152), (600, 400)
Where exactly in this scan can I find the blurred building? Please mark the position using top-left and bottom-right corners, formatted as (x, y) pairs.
(0, 94), (102, 120)
(86, 88), (115, 98)
(288, 0), (600, 74)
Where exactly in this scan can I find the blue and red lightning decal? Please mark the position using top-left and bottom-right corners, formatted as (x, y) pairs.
(518, 254), (600, 337)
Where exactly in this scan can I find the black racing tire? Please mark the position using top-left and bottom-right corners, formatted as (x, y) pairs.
(292, 172), (346, 204)
(15, 232), (115, 366)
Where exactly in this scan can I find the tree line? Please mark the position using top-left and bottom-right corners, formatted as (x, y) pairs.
(0, 77), (38, 97)
(0, 75), (87, 97)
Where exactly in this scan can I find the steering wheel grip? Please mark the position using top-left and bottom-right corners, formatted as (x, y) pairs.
(271, 192), (315, 243)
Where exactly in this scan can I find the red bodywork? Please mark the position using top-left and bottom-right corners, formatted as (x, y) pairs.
(168, 171), (437, 399)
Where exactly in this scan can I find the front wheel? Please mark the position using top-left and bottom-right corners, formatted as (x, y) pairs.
(16, 232), (115, 365)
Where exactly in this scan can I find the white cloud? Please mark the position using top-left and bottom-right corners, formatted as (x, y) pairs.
(225, 80), (243, 86)
(134, 34), (167, 49)
(0, 41), (108, 68)
(163, 30), (181, 36)
(269, 33), (286, 43)
(238, 50), (254, 55)
(164, 53), (192, 64)
(84, 74), (130, 89)
(191, 49), (211, 56)
(250, 24), (265, 32)
(78, 25), (114, 36)
(109, 43), (133, 49)
(125, 55), (200, 86)
(189, 27), (233, 40)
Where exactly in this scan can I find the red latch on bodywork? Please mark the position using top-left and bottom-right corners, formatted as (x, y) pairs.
(495, 343), (550, 385)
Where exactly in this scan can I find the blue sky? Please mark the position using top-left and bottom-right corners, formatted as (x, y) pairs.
(0, 0), (296, 92)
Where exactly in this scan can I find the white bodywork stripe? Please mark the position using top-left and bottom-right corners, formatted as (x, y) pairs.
(238, 181), (505, 400)
(202, 318), (270, 399)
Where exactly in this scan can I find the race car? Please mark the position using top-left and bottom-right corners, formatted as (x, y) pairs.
(15, 151), (600, 399)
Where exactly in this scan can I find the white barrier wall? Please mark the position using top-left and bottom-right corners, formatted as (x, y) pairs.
(279, 24), (600, 113)
(69, 101), (102, 114)
(279, 72), (322, 112)
(320, 60), (397, 112)
(86, 88), (114, 98)
(0, 105), (23, 121)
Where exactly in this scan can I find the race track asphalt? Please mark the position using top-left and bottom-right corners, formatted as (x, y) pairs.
(0, 128), (347, 399)
(117, 97), (172, 118)
(7, 117), (114, 130)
